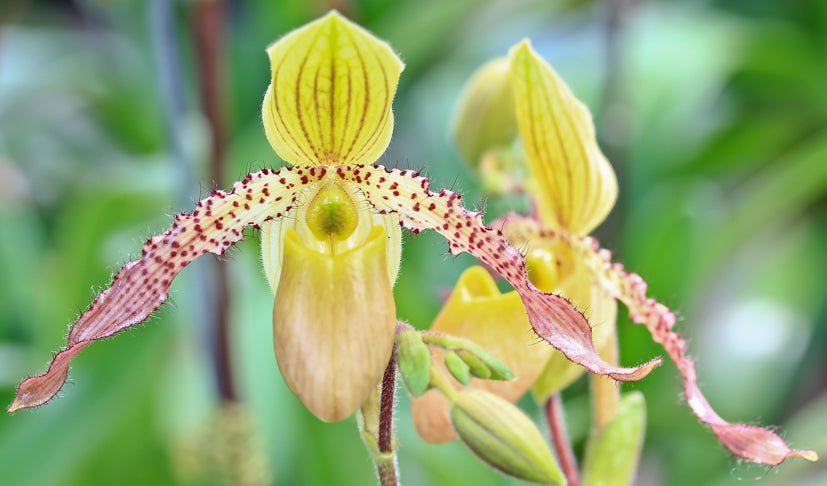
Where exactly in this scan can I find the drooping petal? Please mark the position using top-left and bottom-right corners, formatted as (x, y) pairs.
(530, 244), (618, 401)
(336, 164), (660, 383)
(412, 266), (553, 443)
(497, 214), (818, 466)
(8, 167), (324, 412)
(509, 40), (617, 236)
(262, 10), (404, 167)
(273, 225), (396, 422)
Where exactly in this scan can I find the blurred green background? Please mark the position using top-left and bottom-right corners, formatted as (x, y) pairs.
(1, 0), (826, 485)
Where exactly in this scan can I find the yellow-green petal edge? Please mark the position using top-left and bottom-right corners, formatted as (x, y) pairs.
(263, 10), (404, 167)
(509, 40), (617, 236)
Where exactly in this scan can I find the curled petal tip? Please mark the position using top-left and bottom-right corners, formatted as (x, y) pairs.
(7, 398), (23, 414)
(796, 450), (819, 462)
(608, 357), (662, 382)
(712, 423), (820, 466)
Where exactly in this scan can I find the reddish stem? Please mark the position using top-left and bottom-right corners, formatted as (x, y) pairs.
(546, 394), (581, 486)
(193, 0), (235, 402)
(378, 354), (397, 453)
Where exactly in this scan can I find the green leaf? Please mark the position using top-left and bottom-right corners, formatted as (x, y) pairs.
(582, 392), (646, 486)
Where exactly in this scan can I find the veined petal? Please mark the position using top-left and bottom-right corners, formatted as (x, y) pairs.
(509, 40), (617, 236)
(412, 266), (553, 443)
(334, 164), (660, 383)
(8, 167), (324, 412)
(263, 11), (403, 167)
(274, 225), (396, 422)
(497, 214), (818, 466)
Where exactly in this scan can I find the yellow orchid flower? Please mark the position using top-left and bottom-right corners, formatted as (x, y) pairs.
(7, 13), (658, 427)
(416, 39), (817, 466)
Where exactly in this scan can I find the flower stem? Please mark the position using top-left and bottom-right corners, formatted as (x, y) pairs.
(193, 0), (236, 402)
(379, 352), (397, 453)
(375, 454), (398, 486)
(590, 323), (620, 431)
(359, 354), (400, 486)
(546, 394), (581, 486)
(428, 366), (458, 401)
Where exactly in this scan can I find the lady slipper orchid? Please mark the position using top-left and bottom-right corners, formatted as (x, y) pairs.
(7, 12), (660, 425)
(415, 39), (817, 466)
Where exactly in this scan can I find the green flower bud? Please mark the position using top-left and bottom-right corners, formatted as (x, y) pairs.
(582, 392), (646, 486)
(450, 389), (564, 484)
(456, 348), (491, 379)
(451, 58), (518, 167)
(422, 332), (515, 381)
(396, 330), (432, 397)
(445, 350), (471, 386)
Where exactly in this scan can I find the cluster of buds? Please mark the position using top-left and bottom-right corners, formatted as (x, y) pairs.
(397, 323), (564, 484)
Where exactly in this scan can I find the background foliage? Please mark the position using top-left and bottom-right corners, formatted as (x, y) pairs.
(1, 0), (825, 485)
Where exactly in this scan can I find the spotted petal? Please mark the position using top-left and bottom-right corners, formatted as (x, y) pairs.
(497, 214), (818, 466)
(8, 167), (324, 412)
(335, 165), (660, 383)
(412, 266), (554, 443)
(263, 11), (403, 167)
(509, 40), (617, 236)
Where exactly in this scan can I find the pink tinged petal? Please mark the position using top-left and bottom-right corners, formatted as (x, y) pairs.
(8, 167), (325, 413)
(337, 164), (660, 382)
(496, 214), (818, 466)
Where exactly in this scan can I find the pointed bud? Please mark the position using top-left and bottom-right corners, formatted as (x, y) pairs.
(445, 351), (471, 386)
(396, 330), (432, 397)
(451, 58), (518, 167)
(582, 392), (646, 486)
(456, 348), (491, 379)
(450, 389), (565, 484)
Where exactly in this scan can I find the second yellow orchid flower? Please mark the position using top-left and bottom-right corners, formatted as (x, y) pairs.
(417, 38), (817, 467)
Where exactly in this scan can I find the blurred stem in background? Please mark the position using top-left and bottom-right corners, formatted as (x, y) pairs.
(546, 393), (580, 486)
(150, 0), (236, 403)
(193, 0), (236, 403)
(596, 0), (633, 248)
